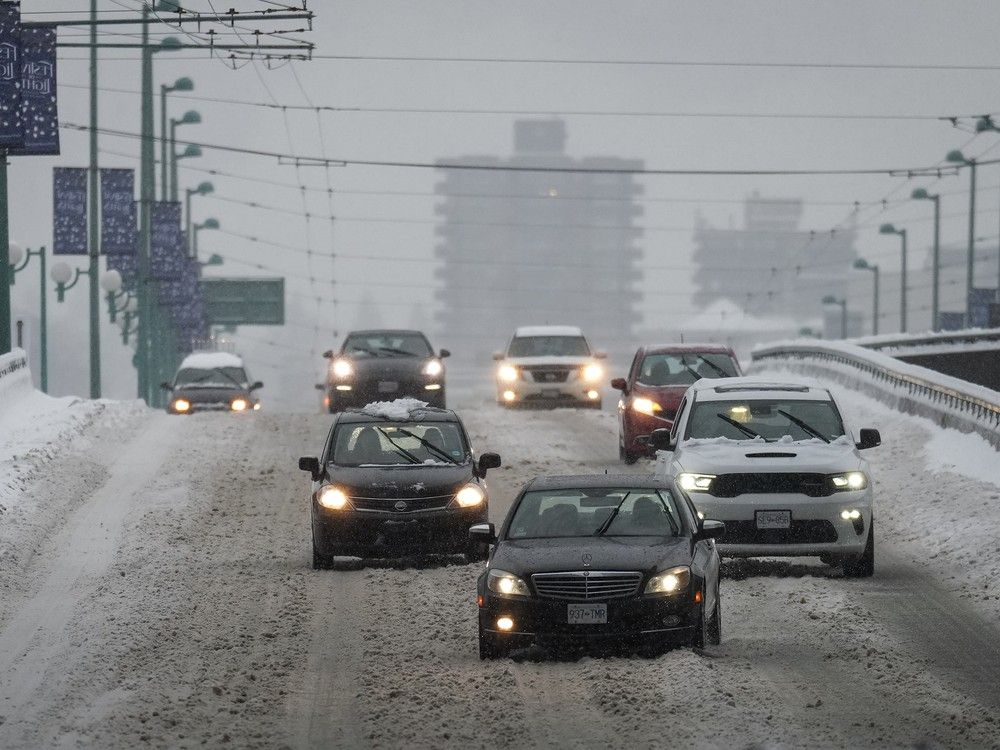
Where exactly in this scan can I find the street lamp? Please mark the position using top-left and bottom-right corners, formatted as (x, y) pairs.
(192, 217), (220, 260)
(853, 258), (880, 336)
(169, 110), (201, 202)
(911, 188), (942, 331)
(879, 223), (909, 333)
(99, 269), (135, 324)
(160, 76), (194, 200)
(185, 181), (214, 255)
(974, 117), (1000, 307)
(8, 242), (47, 391)
(201, 253), (224, 267)
(50, 261), (89, 303)
(822, 295), (848, 339)
(946, 149), (977, 323)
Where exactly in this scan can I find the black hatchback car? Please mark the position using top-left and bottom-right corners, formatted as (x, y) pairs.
(472, 474), (724, 659)
(322, 329), (450, 412)
(298, 401), (501, 568)
(161, 352), (263, 414)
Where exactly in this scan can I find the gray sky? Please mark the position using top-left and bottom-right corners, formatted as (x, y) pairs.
(10, 1), (1000, 408)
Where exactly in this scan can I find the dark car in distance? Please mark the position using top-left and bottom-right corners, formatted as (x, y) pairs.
(161, 351), (263, 414)
(612, 344), (741, 463)
(299, 401), (501, 568)
(472, 474), (724, 659)
(322, 329), (449, 412)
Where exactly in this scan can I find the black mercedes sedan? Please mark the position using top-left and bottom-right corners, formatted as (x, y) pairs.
(298, 401), (501, 568)
(322, 329), (450, 412)
(472, 474), (724, 659)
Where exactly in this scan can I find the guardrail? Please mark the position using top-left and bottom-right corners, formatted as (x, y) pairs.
(750, 340), (1000, 449)
(851, 327), (1000, 351)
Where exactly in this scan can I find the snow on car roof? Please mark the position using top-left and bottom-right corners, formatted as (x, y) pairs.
(179, 352), (245, 370)
(641, 343), (736, 354)
(514, 325), (584, 337)
(691, 376), (831, 401)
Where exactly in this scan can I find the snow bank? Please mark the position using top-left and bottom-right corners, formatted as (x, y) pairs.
(0, 348), (33, 408)
(361, 398), (430, 420)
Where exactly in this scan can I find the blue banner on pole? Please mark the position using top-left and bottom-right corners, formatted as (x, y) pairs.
(150, 201), (185, 279)
(8, 24), (57, 156)
(53, 166), (87, 255)
(0, 1), (24, 148)
(100, 168), (136, 255)
(106, 252), (138, 291)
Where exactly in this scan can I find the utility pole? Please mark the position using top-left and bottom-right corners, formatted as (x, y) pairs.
(0, 149), (8, 353)
(88, 0), (100, 397)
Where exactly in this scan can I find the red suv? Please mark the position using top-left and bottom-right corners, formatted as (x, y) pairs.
(611, 344), (742, 463)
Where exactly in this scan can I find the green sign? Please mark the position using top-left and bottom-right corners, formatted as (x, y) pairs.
(201, 277), (285, 326)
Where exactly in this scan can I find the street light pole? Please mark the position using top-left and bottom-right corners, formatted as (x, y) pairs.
(947, 150), (977, 323)
(192, 218), (219, 260)
(822, 295), (848, 338)
(169, 111), (201, 203)
(87, 0), (101, 398)
(185, 182), (214, 256)
(911, 189), (942, 331)
(879, 223), (908, 332)
(853, 259), (880, 336)
(159, 78), (193, 200)
(8, 244), (47, 390)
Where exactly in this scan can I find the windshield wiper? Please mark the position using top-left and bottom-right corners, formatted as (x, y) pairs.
(681, 363), (701, 381)
(694, 355), (731, 378)
(393, 427), (461, 465)
(376, 346), (417, 357)
(594, 492), (632, 536)
(776, 409), (830, 443)
(213, 367), (246, 389)
(375, 427), (421, 464)
(715, 412), (762, 439)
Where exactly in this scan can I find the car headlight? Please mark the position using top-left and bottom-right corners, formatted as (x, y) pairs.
(582, 363), (603, 383)
(423, 359), (443, 377)
(455, 484), (485, 508)
(172, 398), (190, 413)
(644, 565), (691, 595)
(498, 364), (519, 383)
(230, 398), (248, 412)
(332, 359), (353, 378)
(317, 485), (349, 510)
(830, 471), (868, 491)
(631, 396), (662, 416)
(677, 472), (715, 492)
(487, 568), (530, 597)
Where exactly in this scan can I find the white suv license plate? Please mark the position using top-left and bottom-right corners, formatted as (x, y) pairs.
(567, 603), (607, 625)
(378, 381), (398, 393)
(756, 510), (792, 529)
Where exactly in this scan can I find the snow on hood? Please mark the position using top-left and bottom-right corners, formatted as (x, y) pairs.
(502, 355), (594, 365)
(360, 398), (430, 420)
(670, 434), (863, 475)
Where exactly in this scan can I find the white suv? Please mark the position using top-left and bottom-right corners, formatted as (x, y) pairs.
(493, 326), (606, 408)
(652, 377), (880, 577)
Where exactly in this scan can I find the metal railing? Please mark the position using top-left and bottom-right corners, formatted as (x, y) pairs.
(751, 341), (1000, 449)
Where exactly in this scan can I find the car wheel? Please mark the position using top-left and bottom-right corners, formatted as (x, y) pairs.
(843, 520), (875, 578)
(478, 623), (509, 660)
(707, 594), (722, 646)
(312, 546), (333, 570)
(619, 442), (639, 465)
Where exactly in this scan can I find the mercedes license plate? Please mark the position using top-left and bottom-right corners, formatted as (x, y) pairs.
(567, 603), (607, 625)
(378, 381), (398, 393)
(756, 510), (791, 529)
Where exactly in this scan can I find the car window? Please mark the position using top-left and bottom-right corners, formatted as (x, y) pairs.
(342, 333), (432, 357)
(174, 366), (247, 388)
(330, 422), (468, 466)
(636, 353), (738, 386)
(507, 336), (590, 357)
(685, 398), (846, 442)
(670, 397), (687, 443)
(506, 488), (682, 539)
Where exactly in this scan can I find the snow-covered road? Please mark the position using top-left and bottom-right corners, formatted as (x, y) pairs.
(1, 386), (999, 748)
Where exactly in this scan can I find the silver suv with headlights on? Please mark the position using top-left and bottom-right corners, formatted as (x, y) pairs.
(493, 326), (606, 408)
(651, 377), (880, 577)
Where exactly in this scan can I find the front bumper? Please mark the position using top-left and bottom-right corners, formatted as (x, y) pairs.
(328, 380), (444, 407)
(691, 490), (872, 558)
(497, 379), (602, 405)
(313, 505), (484, 555)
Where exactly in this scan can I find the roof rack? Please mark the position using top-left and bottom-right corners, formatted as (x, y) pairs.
(713, 384), (811, 393)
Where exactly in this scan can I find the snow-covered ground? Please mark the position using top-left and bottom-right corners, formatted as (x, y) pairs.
(0, 382), (999, 747)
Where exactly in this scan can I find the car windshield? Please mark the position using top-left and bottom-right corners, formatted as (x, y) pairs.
(330, 422), (469, 466)
(174, 366), (247, 388)
(506, 488), (682, 539)
(342, 333), (432, 358)
(508, 336), (590, 357)
(637, 353), (738, 386)
(686, 398), (846, 442)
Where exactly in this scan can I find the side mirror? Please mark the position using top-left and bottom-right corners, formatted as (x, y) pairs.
(298, 456), (322, 480)
(477, 452), (502, 477)
(649, 428), (674, 451)
(439, 349), (451, 358)
(695, 519), (725, 542)
(857, 428), (881, 450)
(492, 351), (504, 361)
(594, 350), (608, 360)
(469, 522), (497, 545)
(610, 377), (627, 391)
(322, 350), (334, 359)
(250, 381), (264, 391)
(160, 381), (173, 391)
(314, 383), (325, 391)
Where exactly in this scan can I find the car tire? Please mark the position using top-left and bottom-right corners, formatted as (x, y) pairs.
(707, 594), (722, 645)
(478, 624), (509, 660)
(843, 520), (875, 578)
(619, 442), (639, 465)
(691, 600), (709, 649)
(312, 546), (333, 570)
